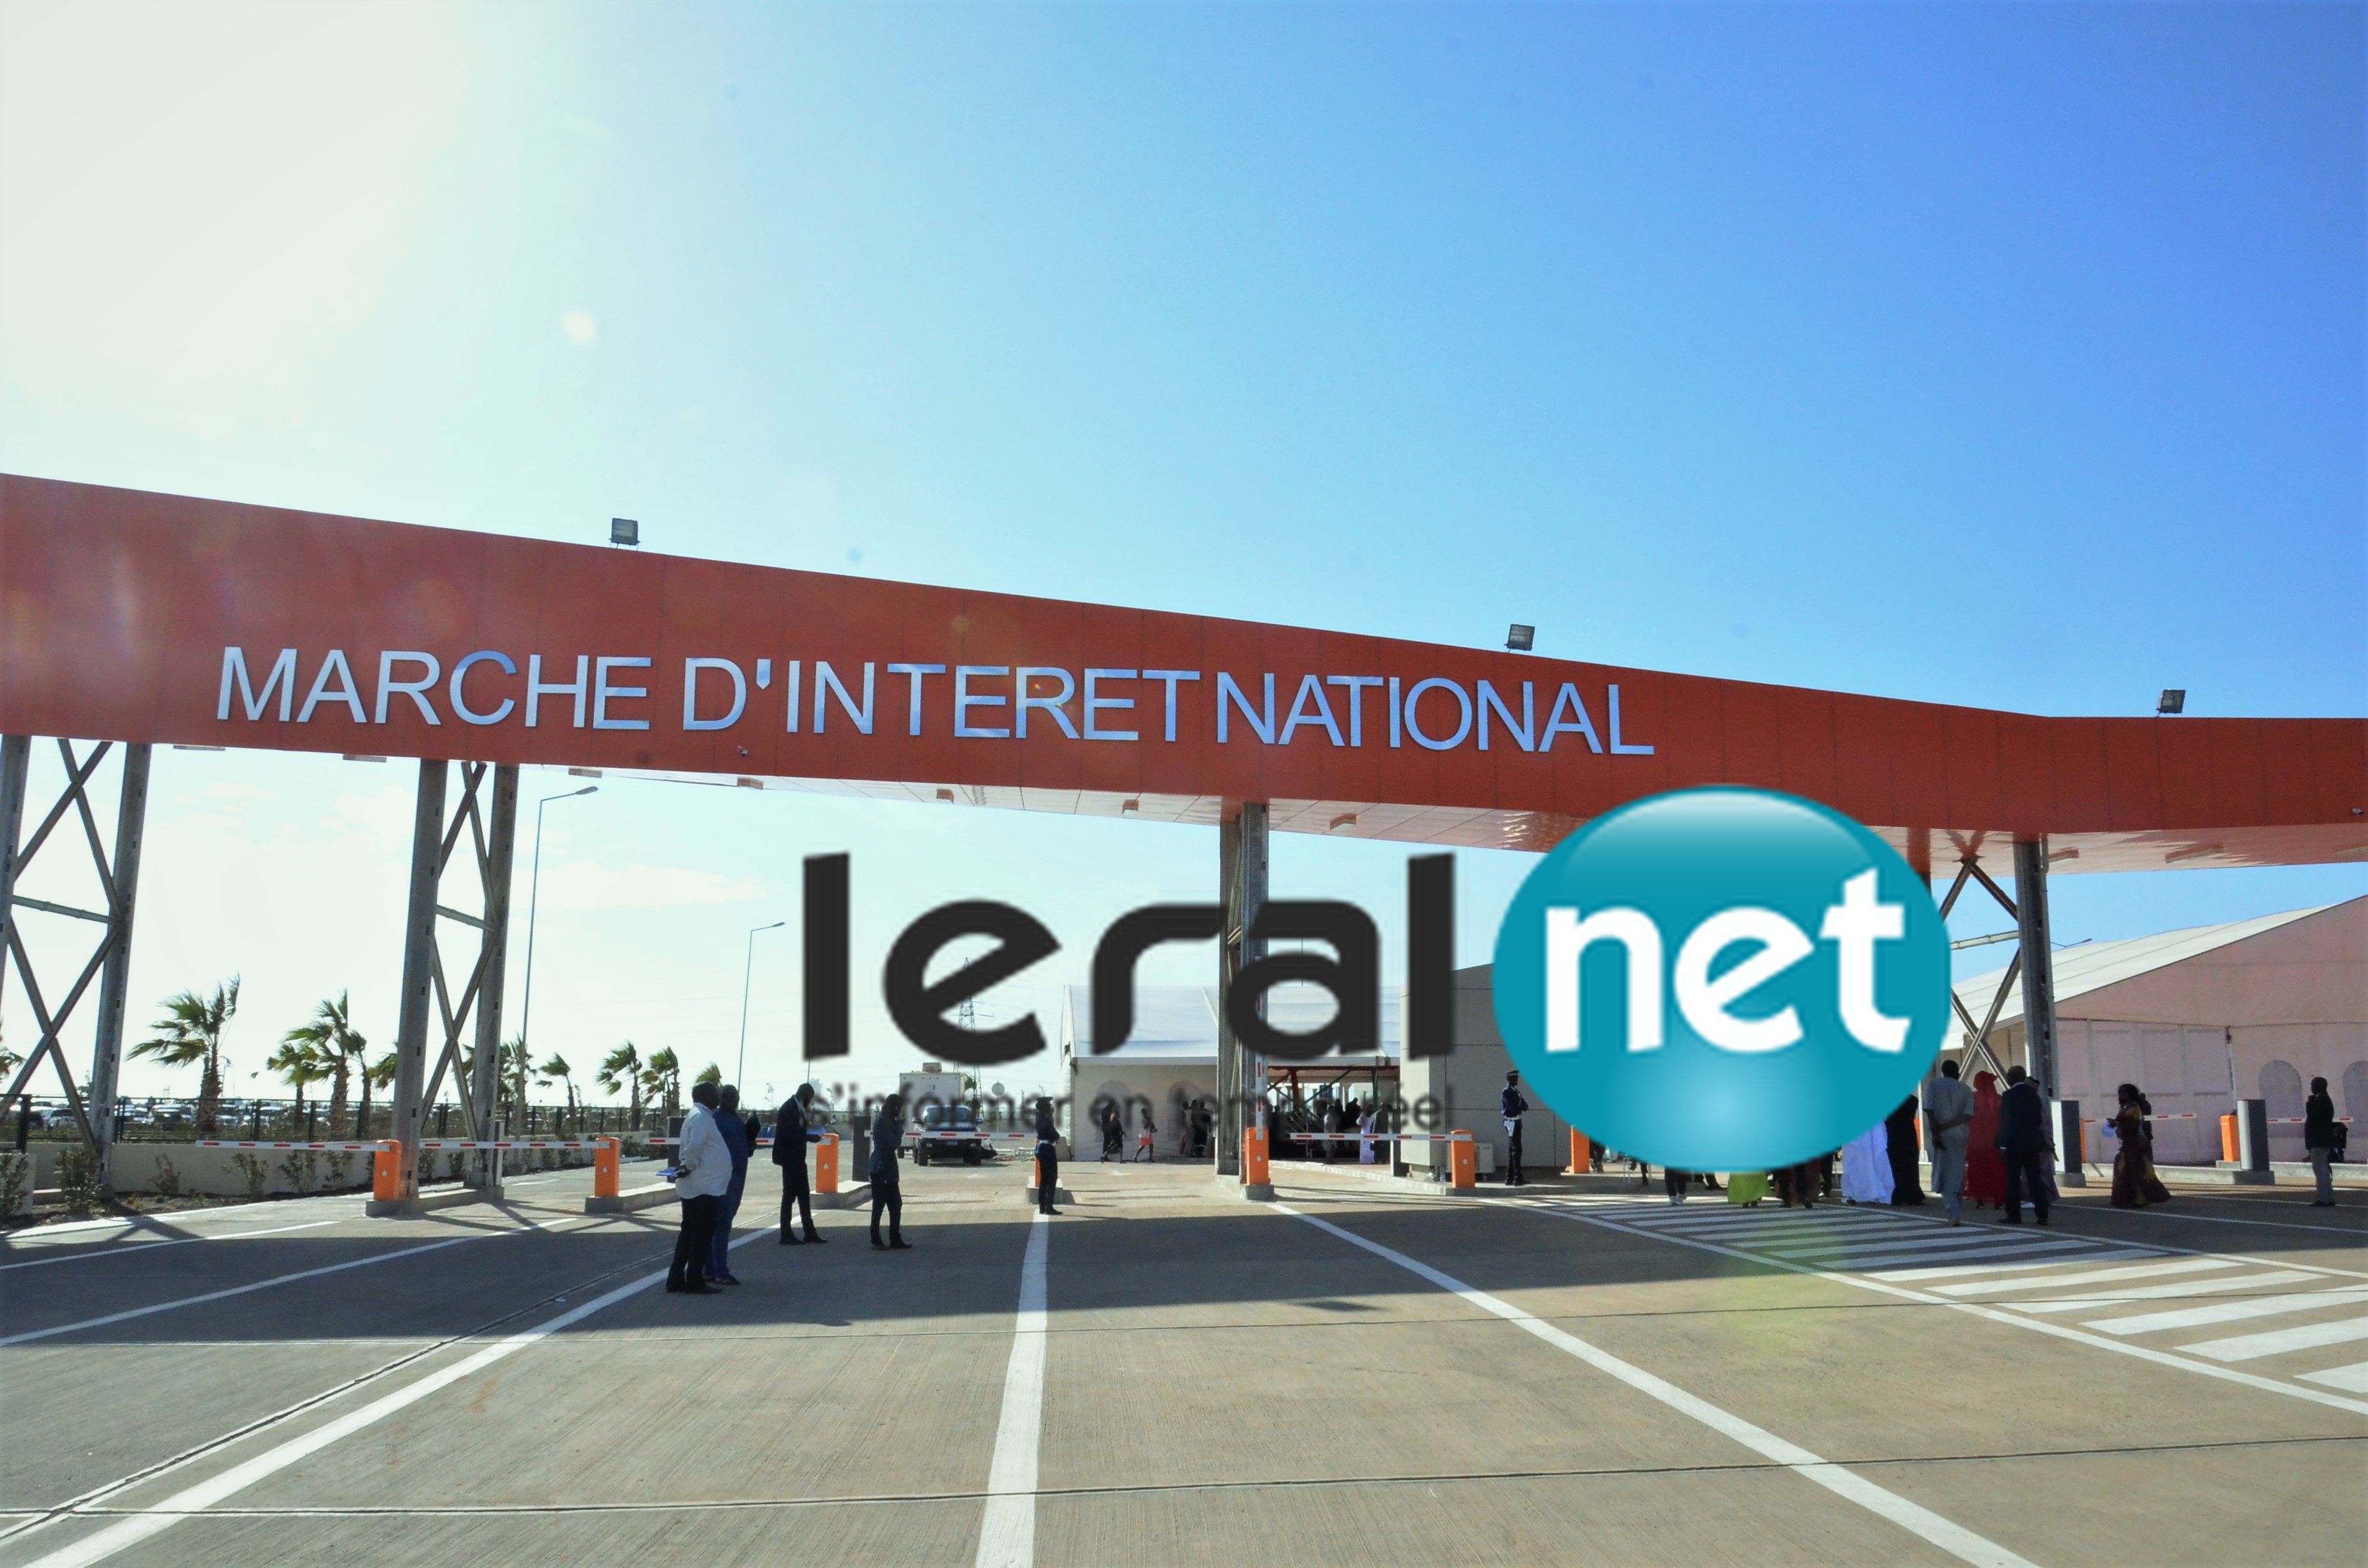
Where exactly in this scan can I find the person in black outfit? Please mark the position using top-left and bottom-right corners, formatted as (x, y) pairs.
(869, 1097), (909, 1250)
(1884, 1095), (1926, 1205)
(1995, 1065), (2052, 1226)
(2304, 1076), (2341, 1207)
(1034, 1096), (1062, 1214)
(773, 1082), (827, 1245)
(1501, 1071), (1529, 1186)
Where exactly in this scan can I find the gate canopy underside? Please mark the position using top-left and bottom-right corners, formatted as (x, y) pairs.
(4, 473), (2364, 874)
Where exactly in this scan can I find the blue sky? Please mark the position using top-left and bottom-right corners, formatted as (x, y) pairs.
(2, 1), (2360, 1108)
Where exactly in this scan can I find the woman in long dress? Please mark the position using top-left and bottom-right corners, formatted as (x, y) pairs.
(2109, 1082), (2173, 1208)
(1840, 1122), (1893, 1204)
(1885, 1095), (1927, 1205)
(1964, 1073), (2006, 1210)
(1725, 1169), (1771, 1205)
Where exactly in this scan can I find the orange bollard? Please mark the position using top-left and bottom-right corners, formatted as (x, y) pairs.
(1242, 1126), (1270, 1186)
(593, 1136), (620, 1199)
(1565, 1129), (1592, 1175)
(372, 1141), (404, 1202)
(1449, 1131), (1476, 1188)
(815, 1132), (840, 1195)
(2220, 1113), (2239, 1163)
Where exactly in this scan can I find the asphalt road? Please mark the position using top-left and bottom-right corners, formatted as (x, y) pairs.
(1, 1157), (2362, 1567)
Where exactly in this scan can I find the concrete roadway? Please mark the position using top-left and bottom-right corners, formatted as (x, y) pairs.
(0, 1157), (2361, 1567)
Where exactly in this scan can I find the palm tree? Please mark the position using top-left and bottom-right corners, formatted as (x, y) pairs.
(265, 1034), (330, 1126)
(283, 992), (366, 1135)
(133, 978), (240, 1134)
(358, 1050), (398, 1141)
(597, 1043), (643, 1129)
(495, 1034), (532, 1122)
(538, 1054), (575, 1129)
(695, 1061), (722, 1088)
(644, 1047), (682, 1121)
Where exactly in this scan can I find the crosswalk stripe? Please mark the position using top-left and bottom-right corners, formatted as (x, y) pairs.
(2010, 1270), (2322, 1314)
(1934, 1258), (2238, 1298)
(1771, 1241), (2027, 1270)
(1879, 1249), (2159, 1283)
(2297, 1362), (2368, 1394)
(2084, 1287), (2368, 1337)
(1837, 1239), (2106, 1271)
(2184, 1316), (2368, 1364)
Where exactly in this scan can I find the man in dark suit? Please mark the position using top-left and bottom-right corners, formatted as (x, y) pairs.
(773, 1083), (827, 1245)
(1995, 1065), (2052, 1227)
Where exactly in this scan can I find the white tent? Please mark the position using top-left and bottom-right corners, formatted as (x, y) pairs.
(1952, 897), (2367, 1164)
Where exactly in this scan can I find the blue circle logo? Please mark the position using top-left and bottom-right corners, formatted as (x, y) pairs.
(1491, 787), (1950, 1172)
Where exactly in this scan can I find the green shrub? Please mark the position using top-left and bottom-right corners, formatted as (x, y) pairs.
(276, 1149), (318, 1195)
(56, 1144), (100, 1215)
(152, 1154), (183, 1200)
(324, 1150), (353, 1189)
(0, 1152), (29, 1218)
(231, 1152), (268, 1200)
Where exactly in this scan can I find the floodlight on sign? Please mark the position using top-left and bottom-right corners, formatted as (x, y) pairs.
(2157, 689), (2186, 716)
(611, 517), (640, 548)
(1506, 623), (1535, 652)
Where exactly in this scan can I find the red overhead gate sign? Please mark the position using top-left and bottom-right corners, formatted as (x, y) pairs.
(4, 475), (2362, 872)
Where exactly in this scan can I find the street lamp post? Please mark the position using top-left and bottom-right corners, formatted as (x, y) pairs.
(518, 785), (598, 1057)
(737, 920), (787, 1088)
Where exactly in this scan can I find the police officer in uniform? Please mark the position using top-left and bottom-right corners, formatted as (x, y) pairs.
(1501, 1070), (1529, 1186)
(1033, 1096), (1061, 1215)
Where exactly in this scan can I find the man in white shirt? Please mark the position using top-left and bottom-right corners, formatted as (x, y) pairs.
(1922, 1059), (1977, 1226)
(668, 1082), (732, 1294)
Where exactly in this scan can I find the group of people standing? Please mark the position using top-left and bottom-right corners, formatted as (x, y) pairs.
(666, 1079), (898, 1294)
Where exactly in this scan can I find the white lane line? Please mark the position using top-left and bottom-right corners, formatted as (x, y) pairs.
(2076, 1205), (2368, 1237)
(1278, 1204), (2036, 1568)
(2084, 1287), (2368, 1337)
(2009, 1270), (2321, 1314)
(1502, 1201), (2368, 1419)
(0, 1221), (334, 1273)
(2298, 1362), (2368, 1394)
(1933, 1258), (2233, 1297)
(975, 1213), (1049, 1568)
(2184, 1316), (2368, 1364)
(24, 1229), (764, 1568)
(0, 1220), (557, 1346)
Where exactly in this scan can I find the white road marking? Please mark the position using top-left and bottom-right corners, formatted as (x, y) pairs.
(975, 1213), (1049, 1568)
(2184, 1316), (2368, 1363)
(1880, 1249), (2158, 1283)
(0, 1218), (575, 1346)
(2298, 1361), (2368, 1393)
(0, 1221), (333, 1273)
(2009, 1269), (2321, 1314)
(1507, 1200), (2368, 1418)
(2084, 1287), (2368, 1336)
(22, 1230), (764, 1568)
(1834, 1239), (2104, 1271)
(1279, 1203), (2037, 1568)
(1932, 1258), (2232, 1297)
(1760, 1229), (2040, 1259)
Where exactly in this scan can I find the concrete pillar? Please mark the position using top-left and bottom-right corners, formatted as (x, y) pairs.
(2234, 1097), (2274, 1185)
(2051, 1098), (2087, 1188)
(381, 759), (448, 1211)
(2012, 840), (2059, 1099)
(1216, 801), (1268, 1178)
(87, 744), (151, 1191)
